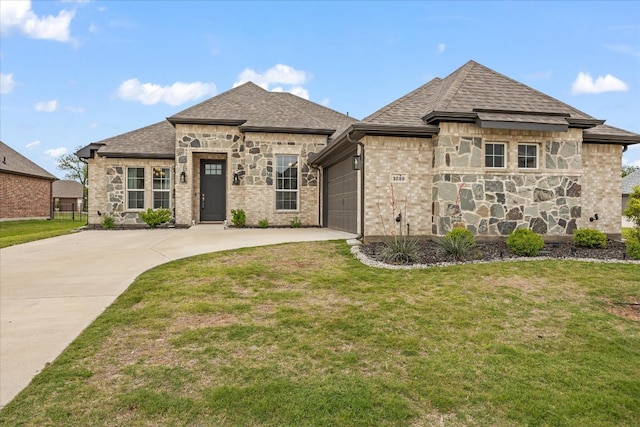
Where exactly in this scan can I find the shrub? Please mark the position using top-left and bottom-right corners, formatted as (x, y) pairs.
(437, 228), (476, 261)
(101, 215), (115, 229)
(623, 186), (640, 230)
(139, 208), (171, 228)
(573, 228), (607, 248)
(626, 236), (640, 260)
(258, 218), (269, 229)
(290, 217), (302, 228)
(230, 209), (246, 227)
(380, 236), (421, 265)
(506, 228), (544, 257)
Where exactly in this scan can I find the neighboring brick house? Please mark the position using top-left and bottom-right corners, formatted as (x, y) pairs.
(52, 180), (85, 212)
(1, 141), (57, 221)
(78, 82), (356, 227)
(79, 61), (640, 239)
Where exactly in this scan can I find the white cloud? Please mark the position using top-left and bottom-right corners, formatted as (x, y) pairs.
(25, 141), (41, 150)
(35, 100), (58, 112)
(88, 23), (98, 33)
(116, 79), (217, 105)
(571, 72), (629, 94)
(437, 43), (446, 54)
(0, 73), (16, 94)
(320, 98), (330, 107)
(233, 64), (310, 99)
(0, 0), (75, 43)
(88, 122), (99, 129)
(605, 44), (640, 58)
(45, 147), (68, 158)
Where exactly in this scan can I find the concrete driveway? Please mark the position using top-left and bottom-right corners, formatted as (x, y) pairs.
(0, 225), (355, 408)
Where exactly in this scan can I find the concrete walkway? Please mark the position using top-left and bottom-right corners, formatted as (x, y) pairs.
(0, 225), (355, 408)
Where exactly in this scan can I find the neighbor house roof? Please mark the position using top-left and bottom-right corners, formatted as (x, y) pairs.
(52, 180), (84, 198)
(0, 141), (57, 180)
(168, 82), (356, 138)
(622, 169), (640, 195)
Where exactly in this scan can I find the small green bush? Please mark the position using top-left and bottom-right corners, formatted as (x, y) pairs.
(101, 215), (115, 229)
(381, 236), (421, 265)
(623, 186), (640, 229)
(290, 217), (302, 228)
(231, 209), (246, 227)
(506, 228), (544, 257)
(139, 208), (171, 228)
(573, 228), (607, 248)
(626, 237), (640, 260)
(258, 218), (269, 229)
(437, 228), (476, 261)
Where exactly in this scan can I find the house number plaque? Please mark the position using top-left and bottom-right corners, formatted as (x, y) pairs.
(390, 173), (408, 183)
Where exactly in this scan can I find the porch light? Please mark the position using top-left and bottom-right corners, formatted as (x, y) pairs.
(352, 155), (361, 170)
(180, 170), (186, 183)
(233, 172), (240, 185)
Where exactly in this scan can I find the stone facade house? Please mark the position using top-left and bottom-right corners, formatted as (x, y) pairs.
(80, 61), (640, 240)
(78, 82), (356, 228)
(1, 141), (57, 221)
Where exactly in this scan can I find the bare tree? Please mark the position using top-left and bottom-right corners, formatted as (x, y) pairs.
(57, 147), (88, 186)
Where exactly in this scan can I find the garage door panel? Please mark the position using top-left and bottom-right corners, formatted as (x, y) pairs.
(326, 157), (357, 233)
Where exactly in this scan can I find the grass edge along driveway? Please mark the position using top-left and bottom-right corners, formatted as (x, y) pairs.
(1, 241), (638, 426)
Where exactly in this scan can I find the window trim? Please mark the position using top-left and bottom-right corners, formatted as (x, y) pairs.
(152, 167), (171, 209)
(126, 167), (145, 211)
(275, 154), (299, 211)
(485, 142), (507, 169)
(517, 143), (538, 169)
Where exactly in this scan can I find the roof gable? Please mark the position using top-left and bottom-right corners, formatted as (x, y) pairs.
(168, 82), (356, 137)
(93, 120), (176, 158)
(0, 141), (57, 180)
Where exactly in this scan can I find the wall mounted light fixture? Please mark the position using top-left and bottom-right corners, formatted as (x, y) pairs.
(233, 172), (240, 185)
(180, 170), (186, 183)
(352, 155), (361, 170)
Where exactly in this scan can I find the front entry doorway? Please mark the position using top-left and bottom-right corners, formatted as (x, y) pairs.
(200, 160), (226, 221)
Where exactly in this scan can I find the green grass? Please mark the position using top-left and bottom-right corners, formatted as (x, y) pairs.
(1, 241), (639, 426)
(0, 219), (86, 248)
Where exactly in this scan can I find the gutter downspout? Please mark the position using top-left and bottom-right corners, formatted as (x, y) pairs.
(309, 163), (322, 228)
(347, 132), (365, 240)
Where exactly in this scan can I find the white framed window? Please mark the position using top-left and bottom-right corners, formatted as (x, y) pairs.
(485, 143), (506, 168)
(518, 144), (538, 169)
(152, 167), (171, 209)
(275, 155), (298, 210)
(127, 167), (145, 210)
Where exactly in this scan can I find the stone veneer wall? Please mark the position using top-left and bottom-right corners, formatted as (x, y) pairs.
(175, 124), (326, 226)
(87, 156), (175, 226)
(580, 143), (622, 237)
(431, 124), (585, 238)
(362, 135), (433, 238)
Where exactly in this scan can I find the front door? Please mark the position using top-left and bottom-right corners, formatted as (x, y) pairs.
(200, 160), (226, 221)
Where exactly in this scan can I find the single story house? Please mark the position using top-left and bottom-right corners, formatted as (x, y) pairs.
(52, 179), (85, 212)
(79, 61), (640, 240)
(1, 141), (57, 221)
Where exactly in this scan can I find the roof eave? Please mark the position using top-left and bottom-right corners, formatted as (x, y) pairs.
(167, 117), (247, 126)
(97, 152), (175, 159)
(422, 111), (477, 124)
(582, 134), (640, 145)
(566, 118), (605, 129)
(239, 125), (335, 136)
(476, 119), (568, 132)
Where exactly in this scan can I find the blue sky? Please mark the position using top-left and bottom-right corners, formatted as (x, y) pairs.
(1, 0), (639, 178)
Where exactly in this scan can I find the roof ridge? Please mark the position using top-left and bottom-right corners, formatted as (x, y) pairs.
(168, 82), (267, 120)
(362, 77), (442, 123)
(434, 60), (477, 111)
(271, 92), (340, 129)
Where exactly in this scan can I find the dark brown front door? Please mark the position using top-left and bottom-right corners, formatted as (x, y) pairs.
(200, 160), (226, 221)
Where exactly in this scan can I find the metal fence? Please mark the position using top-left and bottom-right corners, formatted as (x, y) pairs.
(53, 202), (88, 222)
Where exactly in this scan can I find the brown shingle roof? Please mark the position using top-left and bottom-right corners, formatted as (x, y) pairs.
(0, 141), (57, 180)
(363, 60), (600, 129)
(168, 82), (356, 138)
(95, 120), (175, 158)
(52, 180), (84, 198)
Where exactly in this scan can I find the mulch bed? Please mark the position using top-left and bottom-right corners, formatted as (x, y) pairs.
(360, 239), (632, 266)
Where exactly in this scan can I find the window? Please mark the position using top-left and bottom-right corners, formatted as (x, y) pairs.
(127, 168), (145, 210)
(204, 163), (222, 175)
(518, 144), (538, 169)
(485, 143), (506, 168)
(275, 155), (298, 210)
(153, 167), (170, 209)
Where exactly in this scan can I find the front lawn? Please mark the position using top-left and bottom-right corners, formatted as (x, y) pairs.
(0, 219), (85, 248)
(1, 241), (638, 426)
